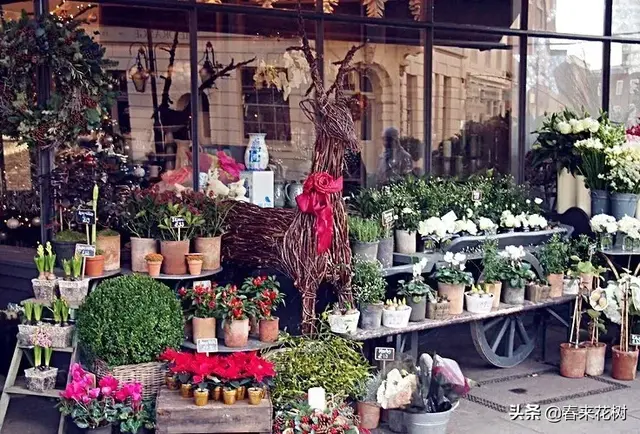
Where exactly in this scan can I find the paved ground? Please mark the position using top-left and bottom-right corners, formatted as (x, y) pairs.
(1, 322), (639, 433)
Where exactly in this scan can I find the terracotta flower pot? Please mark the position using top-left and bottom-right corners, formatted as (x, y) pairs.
(160, 240), (189, 275)
(547, 273), (564, 298)
(248, 387), (263, 405)
(437, 283), (465, 315)
(559, 343), (587, 378)
(96, 233), (121, 271)
(611, 345), (639, 381)
(194, 388), (209, 406)
(195, 236), (222, 270)
(146, 261), (162, 277)
(187, 260), (203, 276)
(236, 386), (246, 400)
(581, 342), (606, 376)
(192, 317), (216, 344)
(165, 374), (179, 391)
(179, 383), (193, 398)
(223, 388), (237, 405)
(130, 237), (157, 273)
(210, 386), (222, 401)
(224, 319), (249, 348)
(85, 255), (105, 277)
(357, 401), (381, 429)
(484, 282), (502, 308)
(259, 317), (280, 343)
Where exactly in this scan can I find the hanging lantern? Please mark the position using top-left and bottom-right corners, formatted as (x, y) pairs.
(199, 42), (216, 84)
(6, 218), (20, 229)
(129, 48), (150, 93)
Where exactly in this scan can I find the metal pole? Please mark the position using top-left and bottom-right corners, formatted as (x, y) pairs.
(189, 8), (200, 191)
(423, 0), (433, 175)
(602, 0), (613, 113)
(516, 0), (529, 183)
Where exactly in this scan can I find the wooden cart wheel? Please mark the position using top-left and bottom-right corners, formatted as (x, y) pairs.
(470, 312), (541, 368)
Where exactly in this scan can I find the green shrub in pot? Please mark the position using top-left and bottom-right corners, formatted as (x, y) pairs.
(77, 274), (183, 366)
(537, 234), (569, 297)
(352, 257), (387, 329)
(349, 216), (382, 262)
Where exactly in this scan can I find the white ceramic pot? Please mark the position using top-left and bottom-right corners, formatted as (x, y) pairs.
(395, 230), (417, 254)
(464, 293), (494, 314)
(382, 307), (412, 328)
(244, 133), (269, 170)
(563, 278), (580, 295)
(328, 311), (360, 334)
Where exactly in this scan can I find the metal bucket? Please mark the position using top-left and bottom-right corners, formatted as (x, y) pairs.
(404, 402), (459, 434)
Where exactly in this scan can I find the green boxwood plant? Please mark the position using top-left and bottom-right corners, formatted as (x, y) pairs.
(538, 234), (569, 275)
(352, 257), (387, 305)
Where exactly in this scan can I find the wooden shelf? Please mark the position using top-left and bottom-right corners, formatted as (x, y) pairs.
(5, 384), (62, 399)
(181, 338), (279, 353)
(18, 345), (74, 353)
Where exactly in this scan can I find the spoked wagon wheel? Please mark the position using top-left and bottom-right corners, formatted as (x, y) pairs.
(470, 312), (542, 368)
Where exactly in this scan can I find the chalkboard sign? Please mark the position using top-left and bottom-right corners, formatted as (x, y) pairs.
(75, 244), (96, 258)
(472, 190), (482, 202)
(374, 347), (395, 361)
(631, 334), (640, 346)
(381, 209), (395, 229)
(171, 216), (186, 229)
(76, 209), (96, 225)
(197, 338), (218, 353)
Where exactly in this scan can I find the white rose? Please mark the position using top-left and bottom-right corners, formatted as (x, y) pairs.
(534, 198), (543, 205)
(569, 118), (582, 133)
(556, 121), (572, 135)
(587, 118), (600, 133)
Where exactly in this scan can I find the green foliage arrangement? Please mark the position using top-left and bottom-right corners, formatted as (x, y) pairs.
(119, 188), (160, 239)
(157, 202), (204, 241)
(538, 234), (569, 275)
(265, 331), (371, 409)
(77, 275), (183, 367)
(54, 230), (87, 242)
(351, 257), (387, 305)
(481, 239), (506, 283)
(348, 216), (381, 243)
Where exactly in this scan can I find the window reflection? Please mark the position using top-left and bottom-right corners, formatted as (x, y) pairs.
(610, 43), (640, 127)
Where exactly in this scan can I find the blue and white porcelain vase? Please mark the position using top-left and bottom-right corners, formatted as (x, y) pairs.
(244, 133), (269, 171)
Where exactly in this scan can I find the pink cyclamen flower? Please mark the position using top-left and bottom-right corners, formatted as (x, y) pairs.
(99, 376), (119, 396)
(70, 363), (87, 382)
(88, 388), (100, 399)
(81, 395), (92, 404)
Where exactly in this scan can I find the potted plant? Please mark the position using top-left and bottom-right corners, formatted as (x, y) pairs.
(398, 258), (434, 321)
(59, 254), (90, 306)
(219, 285), (251, 348)
(538, 234), (569, 297)
(144, 253), (163, 277)
(52, 229), (86, 268)
(525, 280), (551, 302)
(560, 292), (587, 378)
(590, 213), (617, 251)
(47, 297), (74, 348)
(433, 252), (474, 315)
(499, 246), (535, 305)
(348, 215), (382, 261)
(186, 191), (232, 271)
(17, 301), (39, 346)
(158, 202), (204, 275)
(481, 239), (505, 308)
(327, 302), (360, 334)
(32, 242), (57, 301)
(464, 284), (494, 314)
(115, 397), (155, 434)
(394, 207), (420, 254)
(240, 275), (269, 338)
(427, 295), (450, 320)
(86, 249), (106, 277)
(582, 288), (608, 376)
(252, 276), (285, 343)
(179, 283), (219, 344)
(96, 228), (121, 271)
(569, 256), (605, 293)
(192, 373), (211, 407)
(185, 253), (204, 276)
(355, 373), (383, 429)
(352, 257), (386, 329)
(120, 188), (160, 273)
(24, 328), (57, 392)
(604, 145), (640, 220)
(273, 399), (360, 434)
(382, 298), (412, 328)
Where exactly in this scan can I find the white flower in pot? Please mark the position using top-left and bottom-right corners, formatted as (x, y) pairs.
(327, 302), (360, 334)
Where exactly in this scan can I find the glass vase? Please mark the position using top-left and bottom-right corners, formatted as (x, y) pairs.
(623, 235), (634, 252)
(599, 233), (613, 251)
(634, 238), (640, 252)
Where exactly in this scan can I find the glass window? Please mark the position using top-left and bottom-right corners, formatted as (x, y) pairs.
(434, 0), (520, 29)
(609, 43), (640, 126)
(242, 68), (292, 141)
(613, 0), (640, 39)
(432, 34), (519, 178)
(528, 0), (604, 36)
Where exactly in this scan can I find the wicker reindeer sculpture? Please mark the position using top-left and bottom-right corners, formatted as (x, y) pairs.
(224, 22), (363, 334)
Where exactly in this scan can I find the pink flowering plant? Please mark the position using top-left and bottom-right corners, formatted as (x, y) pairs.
(58, 363), (144, 430)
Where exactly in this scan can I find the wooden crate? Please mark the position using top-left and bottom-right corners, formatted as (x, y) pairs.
(156, 388), (272, 434)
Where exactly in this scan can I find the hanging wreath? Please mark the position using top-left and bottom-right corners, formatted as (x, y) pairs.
(0, 12), (116, 149)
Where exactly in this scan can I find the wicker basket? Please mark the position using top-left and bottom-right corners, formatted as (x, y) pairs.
(93, 359), (165, 400)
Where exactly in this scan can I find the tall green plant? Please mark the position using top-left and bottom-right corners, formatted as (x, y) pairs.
(481, 239), (506, 283)
(348, 216), (381, 243)
(538, 234), (569, 275)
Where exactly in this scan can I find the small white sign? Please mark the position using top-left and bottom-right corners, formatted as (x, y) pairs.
(374, 347), (395, 361)
(193, 280), (212, 290)
(631, 334), (640, 346)
(197, 338), (218, 353)
(75, 244), (96, 258)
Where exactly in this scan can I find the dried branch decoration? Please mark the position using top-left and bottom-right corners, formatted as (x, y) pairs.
(409, 0), (422, 20)
(363, 0), (386, 18)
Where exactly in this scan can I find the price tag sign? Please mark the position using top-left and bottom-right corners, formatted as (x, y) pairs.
(193, 280), (212, 290)
(381, 209), (395, 229)
(75, 244), (96, 258)
(197, 338), (218, 354)
(75, 209), (96, 225)
(631, 334), (640, 346)
(374, 347), (395, 361)
(171, 216), (186, 229)
(472, 190), (482, 202)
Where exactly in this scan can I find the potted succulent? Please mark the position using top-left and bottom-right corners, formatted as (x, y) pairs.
(356, 373), (383, 429)
(499, 246), (535, 305)
(144, 253), (164, 277)
(59, 254), (90, 306)
(382, 298), (412, 328)
(186, 253), (204, 276)
(179, 283), (219, 344)
(252, 276), (285, 343)
(52, 229), (86, 268)
(352, 257), (387, 330)
(187, 192), (232, 271)
(96, 228), (121, 271)
(85, 249), (106, 277)
(481, 239), (506, 308)
(219, 285), (251, 348)
(433, 252), (474, 315)
(560, 292), (587, 378)
(158, 202), (204, 275)
(32, 242), (57, 301)
(582, 288), (608, 376)
(348, 215), (382, 261)
(538, 234), (569, 298)
(327, 302), (361, 334)
(464, 284), (494, 314)
(24, 328), (57, 392)
(398, 258), (434, 322)
(47, 297), (74, 348)
(120, 188), (160, 273)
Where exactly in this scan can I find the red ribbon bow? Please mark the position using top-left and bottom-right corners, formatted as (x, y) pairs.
(296, 172), (343, 254)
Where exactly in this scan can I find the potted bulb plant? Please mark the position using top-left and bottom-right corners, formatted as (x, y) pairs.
(158, 202), (204, 275)
(356, 374), (383, 429)
(348, 215), (382, 261)
(253, 276), (285, 343)
(428, 295), (451, 320)
(398, 258), (434, 322)
(24, 328), (57, 392)
(481, 239), (506, 308)
(582, 288), (608, 376)
(120, 188), (159, 273)
(219, 285), (251, 348)
(499, 246), (535, 305)
(185, 253), (204, 276)
(144, 253), (164, 277)
(382, 298), (412, 328)
(538, 234), (569, 297)
(32, 242), (57, 301)
(59, 254), (90, 306)
(433, 252), (474, 315)
(352, 257), (387, 330)
(52, 228), (86, 268)
(464, 284), (494, 314)
(327, 302), (361, 334)
(17, 301), (38, 346)
(47, 297), (74, 348)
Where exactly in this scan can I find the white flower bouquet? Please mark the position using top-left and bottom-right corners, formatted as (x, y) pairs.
(604, 146), (640, 194)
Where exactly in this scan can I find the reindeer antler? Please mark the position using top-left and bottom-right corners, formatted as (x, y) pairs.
(199, 57), (256, 92)
(328, 43), (365, 99)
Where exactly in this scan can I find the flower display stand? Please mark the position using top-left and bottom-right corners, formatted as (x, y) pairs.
(156, 388), (272, 433)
